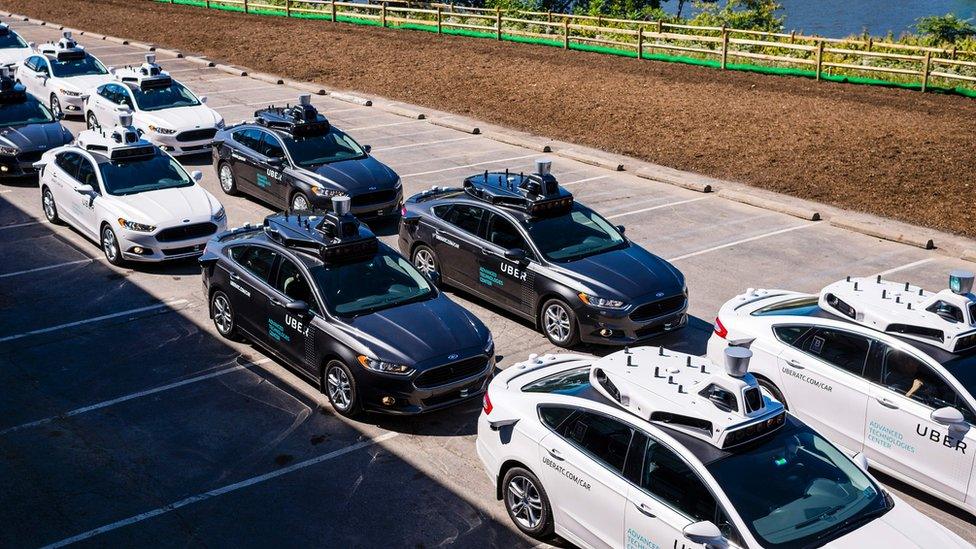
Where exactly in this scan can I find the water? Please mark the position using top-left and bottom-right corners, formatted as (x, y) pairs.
(668, 0), (976, 38)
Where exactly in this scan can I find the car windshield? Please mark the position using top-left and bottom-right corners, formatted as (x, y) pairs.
(707, 422), (890, 548)
(98, 152), (193, 195)
(131, 82), (200, 111)
(0, 33), (27, 49)
(0, 98), (55, 127)
(50, 55), (108, 78)
(525, 205), (626, 262)
(282, 129), (366, 167)
(310, 250), (433, 316)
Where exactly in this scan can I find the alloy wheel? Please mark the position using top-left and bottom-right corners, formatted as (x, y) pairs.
(543, 303), (571, 343)
(219, 165), (235, 193)
(414, 248), (436, 275)
(326, 366), (352, 411)
(506, 475), (544, 530)
(101, 226), (118, 263)
(212, 294), (233, 335)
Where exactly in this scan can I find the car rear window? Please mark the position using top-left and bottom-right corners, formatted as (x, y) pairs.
(751, 297), (821, 317)
(522, 366), (591, 396)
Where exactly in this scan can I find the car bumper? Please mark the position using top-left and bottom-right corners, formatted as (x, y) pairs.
(117, 219), (228, 262)
(357, 355), (493, 415)
(57, 93), (86, 114)
(0, 157), (39, 177)
(149, 134), (217, 156)
(576, 302), (688, 345)
(311, 189), (403, 219)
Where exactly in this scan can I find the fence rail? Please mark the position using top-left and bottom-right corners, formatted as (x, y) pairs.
(159, 0), (976, 94)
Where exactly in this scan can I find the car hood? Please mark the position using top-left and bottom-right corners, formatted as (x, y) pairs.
(112, 184), (219, 226)
(550, 244), (684, 302)
(0, 121), (71, 152)
(342, 295), (488, 366)
(138, 105), (221, 131)
(307, 156), (398, 194)
(0, 48), (31, 66)
(59, 74), (114, 93)
(829, 498), (969, 548)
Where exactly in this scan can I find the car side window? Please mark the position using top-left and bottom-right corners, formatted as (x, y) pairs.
(800, 328), (871, 377)
(54, 152), (82, 180)
(111, 84), (132, 107)
(556, 411), (633, 473)
(97, 85), (112, 101)
(275, 259), (316, 312)
(773, 325), (810, 346)
(487, 213), (534, 258)
(443, 204), (486, 237)
(879, 346), (975, 423)
(75, 157), (99, 192)
(230, 245), (278, 283)
(259, 131), (285, 159)
(538, 405), (576, 431)
(234, 129), (261, 152)
(36, 57), (49, 76)
(631, 432), (742, 544)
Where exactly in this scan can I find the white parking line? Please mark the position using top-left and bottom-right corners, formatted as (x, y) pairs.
(93, 51), (150, 60)
(874, 257), (936, 277)
(0, 299), (190, 343)
(41, 431), (399, 548)
(402, 153), (538, 177)
(0, 258), (93, 279)
(211, 97), (298, 111)
(0, 189), (12, 194)
(373, 136), (479, 153)
(323, 106), (368, 115)
(563, 175), (609, 186)
(166, 67), (217, 74)
(0, 358), (271, 436)
(668, 223), (819, 262)
(345, 120), (424, 131)
(0, 220), (41, 231)
(607, 197), (709, 219)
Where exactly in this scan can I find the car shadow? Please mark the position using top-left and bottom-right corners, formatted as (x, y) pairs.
(0, 174), (40, 188)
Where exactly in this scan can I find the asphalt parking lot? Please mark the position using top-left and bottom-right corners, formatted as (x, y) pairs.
(1, 16), (974, 548)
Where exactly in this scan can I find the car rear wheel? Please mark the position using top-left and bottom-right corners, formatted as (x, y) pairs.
(218, 163), (238, 196)
(540, 298), (579, 348)
(210, 290), (240, 340)
(412, 245), (440, 280)
(86, 111), (99, 130)
(101, 224), (125, 267)
(291, 191), (311, 213)
(42, 187), (61, 224)
(758, 378), (788, 410)
(50, 95), (63, 119)
(503, 467), (554, 539)
(323, 360), (361, 417)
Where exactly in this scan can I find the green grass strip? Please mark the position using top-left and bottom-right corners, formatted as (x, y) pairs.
(153, 0), (975, 98)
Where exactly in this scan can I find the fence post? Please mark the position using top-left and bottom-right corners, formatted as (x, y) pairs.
(720, 25), (729, 69)
(636, 26), (643, 60)
(496, 8), (502, 40)
(951, 46), (957, 60)
(867, 37), (873, 51)
(563, 19), (569, 49)
(436, 6), (442, 33)
(789, 30), (795, 43)
(331, 0), (336, 21)
(382, 2), (387, 27)
(547, 11), (552, 23)
(285, 0), (290, 17)
(205, 0), (210, 7)
(921, 51), (931, 92)
(243, 0), (248, 13)
(656, 20), (662, 34)
(815, 39), (824, 81)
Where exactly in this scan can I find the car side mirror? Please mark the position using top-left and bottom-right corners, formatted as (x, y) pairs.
(74, 184), (94, 194)
(616, 224), (626, 234)
(851, 452), (869, 473)
(191, 170), (203, 182)
(931, 406), (965, 426)
(199, 95), (208, 104)
(505, 248), (527, 262)
(682, 521), (727, 549)
(285, 300), (310, 313)
(268, 156), (285, 167)
(363, 144), (372, 154)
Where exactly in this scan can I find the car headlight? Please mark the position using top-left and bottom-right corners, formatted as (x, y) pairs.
(393, 176), (402, 190)
(310, 186), (347, 198)
(358, 355), (414, 376)
(0, 145), (19, 156)
(59, 88), (83, 97)
(117, 218), (156, 232)
(212, 206), (226, 222)
(484, 332), (494, 355)
(148, 124), (177, 135)
(578, 292), (626, 309)
(215, 119), (225, 130)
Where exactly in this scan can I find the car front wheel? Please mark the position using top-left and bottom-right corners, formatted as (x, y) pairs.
(101, 224), (125, 266)
(42, 187), (61, 224)
(50, 95), (63, 119)
(86, 111), (99, 130)
(218, 162), (238, 196)
(291, 191), (311, 213)
(323, 360), (361, 417)
(540, 298), (579, 347)
(210, 290), (240, 340)
(502, 467), (554, 539)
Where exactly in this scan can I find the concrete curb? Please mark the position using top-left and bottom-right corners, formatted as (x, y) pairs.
(284, 80), (328, 95)
(557, 148), (623, 171)
(330, 92), (372, 106)
(718, 189), (820, 221)
(634, 166), (712, 193)
(153, 47), (184, 58)
(962, 250), (976, 264)
(430, 117), (479, 134)
(184, 56), (215, 67)
(249, 72), (284, 85)
(105, 36), (128, 45)
(378, 103), (426, 120)
(129, 41), (155, 51)
(215, 63), (247, 77)
(830, 217), (935, 250)
(482, 130), (552, 152)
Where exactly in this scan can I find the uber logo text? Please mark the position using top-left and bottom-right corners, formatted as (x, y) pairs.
(285, 314), (310, 337)
(916, 424), (968, 454)
(500, 262), (527, 281)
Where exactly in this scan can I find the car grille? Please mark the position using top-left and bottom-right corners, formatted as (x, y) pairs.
(414, 356), (487, 389)
(176, 128), (218, 143)
(17, 150), (45, 163)
(156, 222), (217, 243)
(421, 380), (485, 408)
(161, 243), (206, 257)
(351, 189), (396, 208)
(630, 295), (686, 322)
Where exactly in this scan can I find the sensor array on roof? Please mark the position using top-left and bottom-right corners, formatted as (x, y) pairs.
(255, 94), (330, 137)
(262, 197), (378, 264)
(76, 116), (157, 162)
(462, 158), (574, 217)
(40, 31), (86, 62)
(116, 54), (173, 91)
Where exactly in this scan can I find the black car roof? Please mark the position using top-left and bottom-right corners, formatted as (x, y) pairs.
(426, 189), (588, 225)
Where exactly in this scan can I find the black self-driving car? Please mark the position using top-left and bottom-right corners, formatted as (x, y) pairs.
(399, 159), (688, 348)
(200, 198), (494, 417)
(0, 73), (72, 179)
(212, 95), (401, 218)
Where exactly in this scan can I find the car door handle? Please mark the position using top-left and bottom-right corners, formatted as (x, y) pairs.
(481, 247), (499, 257)
(634, 502), (657, 517)
(546, 448), (564, 461)
(786, 359), (804, 370)
(229, 273), (241, 281)
(269, 298), (284, 308)
(875, 397), (899, 409)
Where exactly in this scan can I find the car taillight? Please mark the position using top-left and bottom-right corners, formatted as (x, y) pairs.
(714, 317), (728, 339)
(483, 392), (493, 415)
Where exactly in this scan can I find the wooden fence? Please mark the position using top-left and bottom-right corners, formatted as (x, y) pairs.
(163, 0), (976, 92)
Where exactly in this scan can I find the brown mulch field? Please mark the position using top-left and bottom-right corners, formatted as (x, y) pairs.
(6, 0), (976, 237)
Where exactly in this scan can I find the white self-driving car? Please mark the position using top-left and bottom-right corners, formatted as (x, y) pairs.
(36, 116), (227, 265)
(84, 54), (223, 156)
(708, 271), (976, 517)
(17, 32), (113, 118)
(477, 346), (969, 548)
(0, 23), (32, 67)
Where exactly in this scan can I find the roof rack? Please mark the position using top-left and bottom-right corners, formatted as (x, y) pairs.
(39, 31), (86, 62)
(590, 345), (786, 449)
(255, 94), (330, 137)
(116, 54), (172, 91)
(462, 158), (573, 217)
(76, 112), (157, 161)
(263, 196), (378, 263)
(0, 66), (27, 104)
(820, 271), (976, 353)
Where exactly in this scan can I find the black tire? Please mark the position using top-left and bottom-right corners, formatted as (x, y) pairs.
(411, 244), (440, 282)
(50, 94), (63, 119)
(291, 191), (311, 213)
(758, 377), (788, 410)
(539, 298), (579, 348)
(86, 111), (99, 130)
(41, 186), (61, 225)
(100, 224), (125, 267)
(502, 467), (554, 539)
(322, 359), (361, 418)
(210, 290), (240, 340)
(217, 162), (239, 196)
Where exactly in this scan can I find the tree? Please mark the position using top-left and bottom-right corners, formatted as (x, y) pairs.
(914, 14), (976, 45)
(690, 0), (784, 32)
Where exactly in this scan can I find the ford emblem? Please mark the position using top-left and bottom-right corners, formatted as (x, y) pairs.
(655, 291), (665, 297)
(448, 353), (459, 360)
